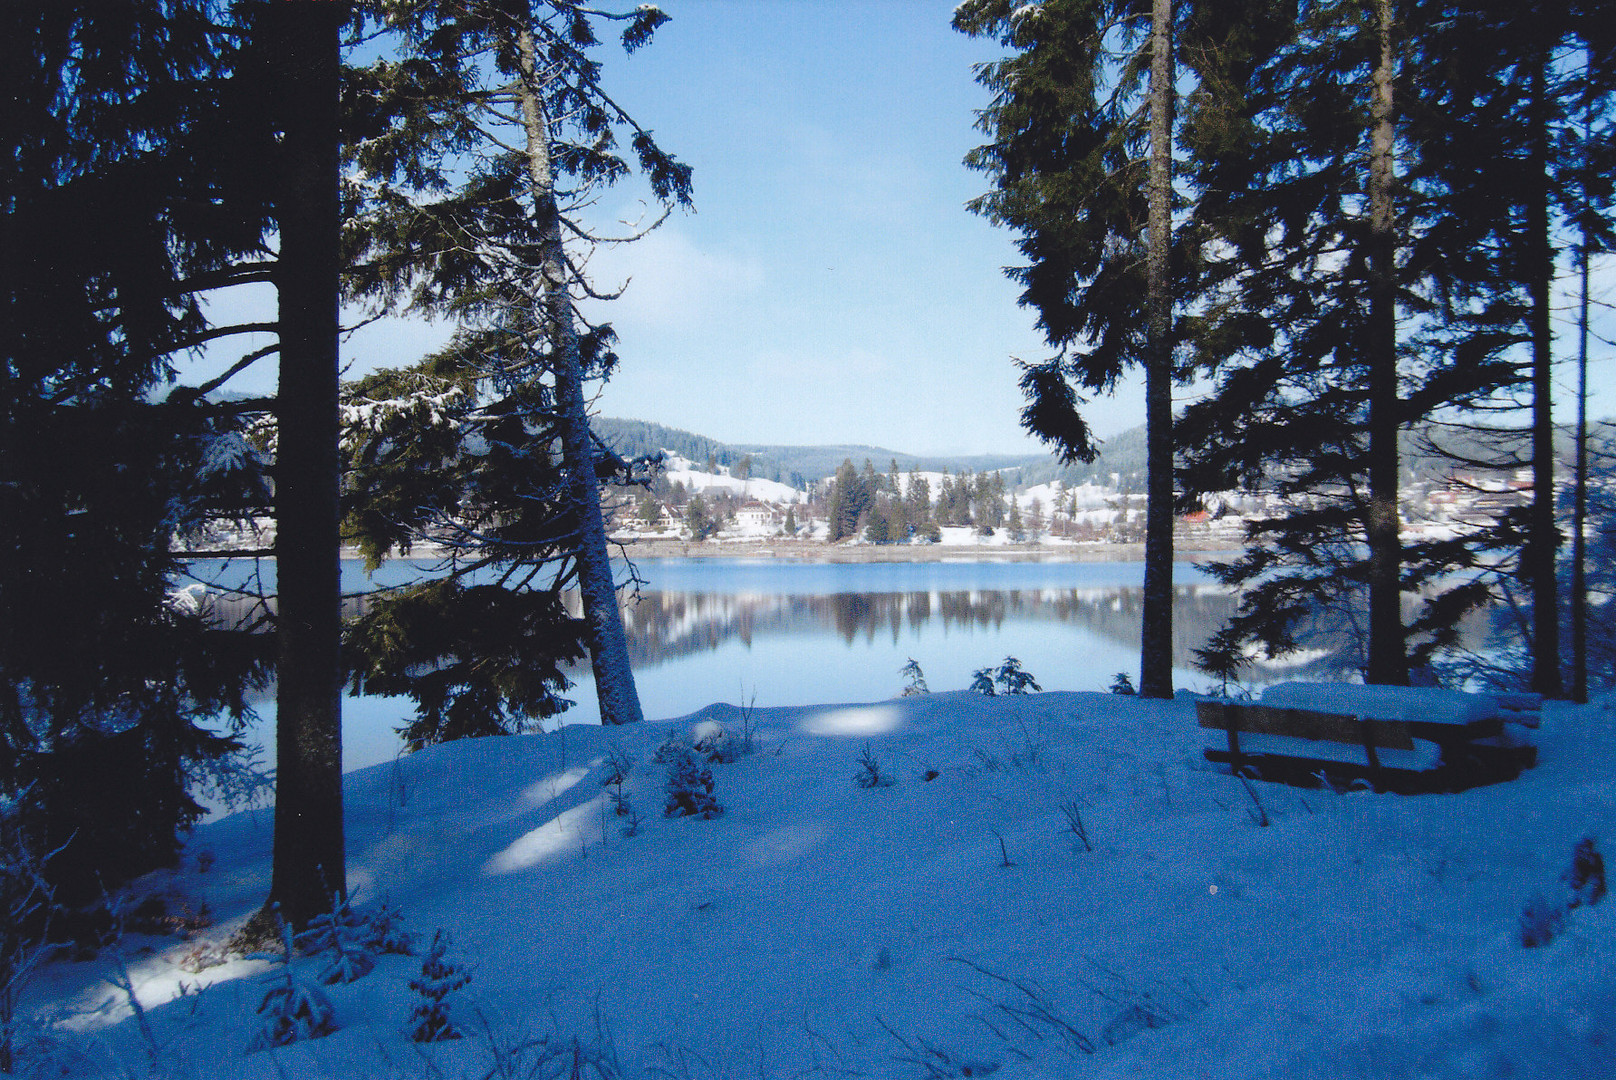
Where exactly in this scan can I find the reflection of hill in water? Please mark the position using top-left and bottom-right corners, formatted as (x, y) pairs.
(621, 587), (1240, 670)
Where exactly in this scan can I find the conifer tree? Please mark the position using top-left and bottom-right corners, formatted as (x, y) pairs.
(1179, 0), (1615, 686)
(956, 0), (1185, 697)
(1, 1), (276, 901)
(262, 0), (349, 929)
(344, 0), (691, 729)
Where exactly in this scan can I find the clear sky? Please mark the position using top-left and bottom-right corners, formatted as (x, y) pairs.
(195, 0), (1612, 459)
(344, 0), (1115, 458)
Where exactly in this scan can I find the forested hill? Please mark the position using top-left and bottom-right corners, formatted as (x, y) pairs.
(594, 415), (1585, 491)
(593, 416), (1153, 488)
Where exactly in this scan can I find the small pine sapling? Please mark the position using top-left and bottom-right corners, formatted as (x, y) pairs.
(1192, 627), (1251, 698)
(970, 667), (997, 696)
(663, 744), (722, 819)
(1519, 893), (1565, 948)
(994, 656), (1041, 694)
(1109, 672), (1136, 695)
(247, 920), (336, 1051)
(362, 898), (417, 956)
(295, 890), (376, 984)
(899, 658), (929, 696)
(854, 744), (895, 788)
(1564, 837), (1607, 909)
(408, 930), (470, 1043)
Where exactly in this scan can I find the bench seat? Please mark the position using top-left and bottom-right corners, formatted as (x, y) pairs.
(1198, 683), (1539, 793)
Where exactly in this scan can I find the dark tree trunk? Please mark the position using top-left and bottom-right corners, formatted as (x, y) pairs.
(1526, 52), (1564, 698)
(1364, 0), (1406, 685)
(517, 27), (643, 726)
(1139, 0), (1175, 699)
(267, 0), (346, 928)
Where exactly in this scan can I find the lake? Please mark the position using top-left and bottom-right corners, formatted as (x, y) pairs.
(185, 555), (1237, 777)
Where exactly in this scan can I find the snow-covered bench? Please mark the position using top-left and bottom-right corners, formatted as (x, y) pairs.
(1198, 683), (1539, 793)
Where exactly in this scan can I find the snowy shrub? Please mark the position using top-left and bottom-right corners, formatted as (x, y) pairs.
(1109, 672), (1136, 695)
(408, 929), (470, 1043)
(652, 731), (686, 765)
(247, 922), (336, 1051)
(295, 891), (416, 984)
(854, 744), (895, 788)
(994, 656), (1041, 694)
(899, 658), (929, 696)
(970, 667), (997, 696)
(601, 744), (634, 788)
(1519, 892), (1564, 948)
(663, 744), (722, 819)
(362, 898), (418, 956)
(1564, 836), (1607, 909)
(296, 893), (375, 984)
(694, 721), (743, 763)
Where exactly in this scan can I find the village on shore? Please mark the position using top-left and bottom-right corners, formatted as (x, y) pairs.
(603, 451), (1544, 558)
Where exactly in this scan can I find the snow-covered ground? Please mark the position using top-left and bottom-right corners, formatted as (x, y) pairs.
(20, 689), (1616, 1078)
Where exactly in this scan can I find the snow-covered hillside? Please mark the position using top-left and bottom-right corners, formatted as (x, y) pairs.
(659, 453), (806, 504)
(22, 690), (1615, 1078)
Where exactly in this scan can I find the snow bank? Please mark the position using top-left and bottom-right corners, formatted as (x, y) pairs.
(21, 691), (1615, 1079)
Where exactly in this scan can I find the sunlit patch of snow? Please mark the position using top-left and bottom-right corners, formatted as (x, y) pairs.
(59, 952), (275, 1034)
(741, 824), (829, 868)
(484, 793), (607, 875)
(519, 765), (590, 807)
(798, 703), (902, 736)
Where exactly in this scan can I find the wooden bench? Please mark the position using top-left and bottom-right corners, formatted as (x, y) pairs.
(1198, 683), (1539, 793)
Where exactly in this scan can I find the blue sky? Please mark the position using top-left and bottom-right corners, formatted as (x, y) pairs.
(344, 0), (1109, 457)
(196, 0), (1611, 459)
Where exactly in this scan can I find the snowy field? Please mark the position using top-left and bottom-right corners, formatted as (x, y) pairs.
(20, 689), (1616, 1078)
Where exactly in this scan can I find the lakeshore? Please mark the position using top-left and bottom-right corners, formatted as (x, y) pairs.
(610, 536), (1242, 563)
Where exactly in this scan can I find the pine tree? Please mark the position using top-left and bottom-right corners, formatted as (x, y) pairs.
(956, 0), (1186, 697)
(1, 1), (274, 902)
(408, 929), (470, 1043)
(1178, 0), (1615, 686)
(263, 0), (348, 930)
(344, 0), (691, 729)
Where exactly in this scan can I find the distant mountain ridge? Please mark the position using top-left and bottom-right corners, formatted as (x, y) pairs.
(593, 416), (1150, 489)
(593, 415), (1575, 493)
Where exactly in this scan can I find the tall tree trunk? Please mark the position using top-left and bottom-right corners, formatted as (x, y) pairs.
(517, 27), (644, 726)
(1363, 0), (1406, 685)
(1526, 52), (1563, 697)
(1139, 0), (1175, 699)
(1572, 212), (1589, 704)
(267, 0), (346, 928)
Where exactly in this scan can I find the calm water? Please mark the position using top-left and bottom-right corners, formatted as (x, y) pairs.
(186, 556), (1233, 775)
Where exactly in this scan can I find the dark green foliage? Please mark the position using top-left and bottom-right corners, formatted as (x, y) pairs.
(1176, 0), (1616, 688)
(2, 1), (274, 901)
(408, 929), (470, 1043)
(826, 458), (875, 541)
(342, 0), (692, 732)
